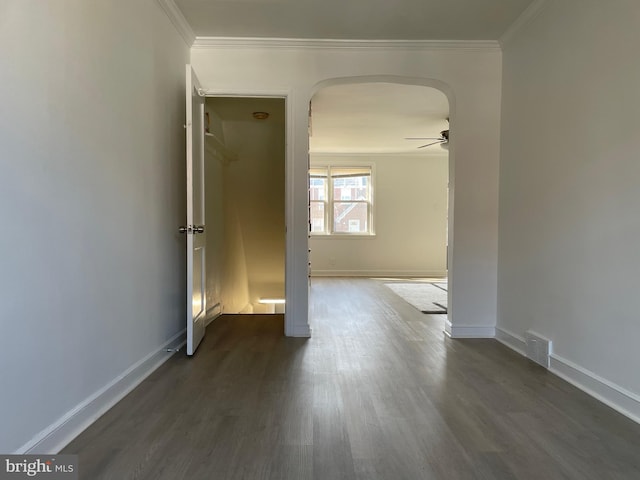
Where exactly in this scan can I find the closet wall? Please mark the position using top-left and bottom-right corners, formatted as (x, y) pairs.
(203, 109), (229, 316)
(204, 98), (286, 315)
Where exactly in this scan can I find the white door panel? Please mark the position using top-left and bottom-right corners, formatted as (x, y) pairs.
(185, 65), (206, 356)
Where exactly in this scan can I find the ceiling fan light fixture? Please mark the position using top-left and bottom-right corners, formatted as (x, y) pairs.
(440, 129), (449, 150)
(405, 128), (450, 149)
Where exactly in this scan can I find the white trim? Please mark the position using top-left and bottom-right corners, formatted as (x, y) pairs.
(499, 0), (548, 47)
(283, 91), (302, 338)
(198, 88), (303, 338)
(205, 303), (222, 327)
(310, 269), (448, 278)
(444, 321), (495, 338)
(549, 354), (640, 425)
(200, 88), (292, 98)
(16, 330), (187, 454)
(443, 318), (452, 336)
(193, 37), (501, 52)
(287, 324), (312, 338)
(495, 326), (526, 356)
(156, 0), (196, 46)
(494, 328), (640, 426)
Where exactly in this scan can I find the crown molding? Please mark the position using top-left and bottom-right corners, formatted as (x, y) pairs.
(156, 0), (196, 46)
(499, 0), (548, 48)
(193, 37), (501, 52)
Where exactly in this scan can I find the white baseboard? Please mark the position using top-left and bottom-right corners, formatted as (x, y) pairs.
(443, 318), (452, 337)
(549, 354), (640, 425)
(495, 326), (640, 426)
(444, 320), (495, 338)
(17, 329), (187, 454)
(495, 326), (526, 356)
(310, 269), (447, 278)
(286, 323), (312, 338)
(205, 303), (222, 327)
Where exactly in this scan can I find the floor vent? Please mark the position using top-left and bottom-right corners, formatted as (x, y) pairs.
(525, 331), (552, 368)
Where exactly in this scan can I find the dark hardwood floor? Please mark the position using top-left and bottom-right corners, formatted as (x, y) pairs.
(63, 278), (640, 479)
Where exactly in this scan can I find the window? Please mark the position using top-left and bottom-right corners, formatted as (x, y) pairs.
(309, 166), (373, 235)
(309, 171), (327, 234)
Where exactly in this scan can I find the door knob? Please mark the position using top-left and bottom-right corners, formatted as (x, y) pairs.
(193, 225), (205, 234)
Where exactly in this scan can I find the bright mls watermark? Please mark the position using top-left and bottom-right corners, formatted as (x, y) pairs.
(0, 456), (77, 479)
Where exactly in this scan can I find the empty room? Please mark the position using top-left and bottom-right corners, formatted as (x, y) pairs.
(2, 1), (640, 479)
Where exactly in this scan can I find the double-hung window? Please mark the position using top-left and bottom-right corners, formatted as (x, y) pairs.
(309, 166), (373, 235)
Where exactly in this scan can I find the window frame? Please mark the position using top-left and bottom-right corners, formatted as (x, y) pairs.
(309, 163), (375, 237)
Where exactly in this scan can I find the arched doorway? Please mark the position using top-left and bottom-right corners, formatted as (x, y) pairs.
(308, 79), (452, 325)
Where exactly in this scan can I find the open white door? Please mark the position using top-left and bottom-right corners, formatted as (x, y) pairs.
(184, 65), (206, 355)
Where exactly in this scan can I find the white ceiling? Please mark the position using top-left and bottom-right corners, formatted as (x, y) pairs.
(310, 83), (449, 154)
(178, 1), (531, 153)
(208, 97), (286, 123)
(206, 85), (447, 154)
(174, 0), (535, 40)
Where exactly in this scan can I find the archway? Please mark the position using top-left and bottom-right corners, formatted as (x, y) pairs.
(307, 77), (454, 326)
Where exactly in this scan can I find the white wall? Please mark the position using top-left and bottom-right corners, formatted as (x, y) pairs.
(499, 0), (640, 420)
(309, 154), (448, 277)
(0, 0), (189, 452)
(192, 40), (502, 337)
(203, 110), (226, 316)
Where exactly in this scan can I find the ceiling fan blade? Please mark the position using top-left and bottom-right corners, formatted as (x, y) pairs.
(405, 137), (442, 140)
(417, 140), (444, 149)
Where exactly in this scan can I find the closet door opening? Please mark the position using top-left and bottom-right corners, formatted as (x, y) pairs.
(203, 97), (287, 322)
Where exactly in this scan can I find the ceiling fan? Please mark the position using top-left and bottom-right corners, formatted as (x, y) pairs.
(405, 118), (450, 149)
(405, 129), (449, 149)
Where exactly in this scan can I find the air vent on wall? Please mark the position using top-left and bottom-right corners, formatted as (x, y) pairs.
(525, 331), (552, 368)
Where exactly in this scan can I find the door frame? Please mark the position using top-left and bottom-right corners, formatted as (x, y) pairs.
(200, 88), (294, 335)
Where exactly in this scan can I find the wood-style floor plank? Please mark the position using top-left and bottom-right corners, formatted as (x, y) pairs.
(63, 278), (640, 479)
